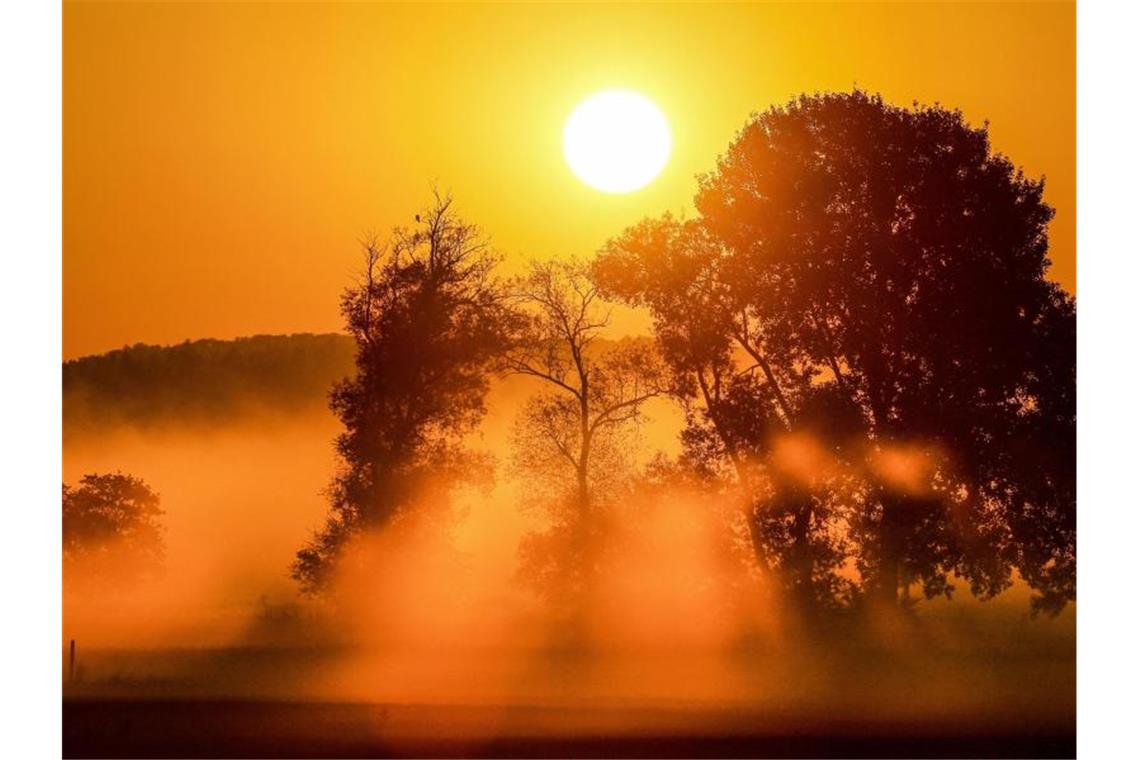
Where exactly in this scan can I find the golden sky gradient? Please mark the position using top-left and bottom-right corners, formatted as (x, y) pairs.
(64, 1), (1074, 359)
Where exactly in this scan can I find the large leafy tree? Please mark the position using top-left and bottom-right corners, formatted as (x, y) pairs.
(293, 194), (516, 593)
(600, 91), (1075, 614)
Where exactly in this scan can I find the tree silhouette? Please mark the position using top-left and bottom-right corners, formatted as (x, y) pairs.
(63, 472), (164, 589)
(599, 91), (1075, 614)
(293, 193), (516, 593)
(505, 259), (668, 595)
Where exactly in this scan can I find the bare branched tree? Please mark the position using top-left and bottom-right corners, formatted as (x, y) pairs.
(505, 259), (668, 595)
(505, 260), (668, 515)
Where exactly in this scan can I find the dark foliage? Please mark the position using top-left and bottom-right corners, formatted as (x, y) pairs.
(64, 333), (355, 432)
(293, 194), (517, 593)
(598, 91), (1075, 615)
(63, 472), (164, 588)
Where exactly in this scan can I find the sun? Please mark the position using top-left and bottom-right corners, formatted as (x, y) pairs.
(563, 90), (672, 194)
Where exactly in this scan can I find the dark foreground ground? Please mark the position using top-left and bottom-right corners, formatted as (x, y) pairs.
(63, 699), (1075, 759)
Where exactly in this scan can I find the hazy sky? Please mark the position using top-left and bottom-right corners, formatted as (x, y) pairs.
(64, 1), (1074, 359)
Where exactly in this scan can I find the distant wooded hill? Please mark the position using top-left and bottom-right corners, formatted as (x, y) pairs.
(63, 334), (355, 433)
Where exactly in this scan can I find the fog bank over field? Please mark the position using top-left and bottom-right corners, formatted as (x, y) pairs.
(62, 334), (677, 648)
(62, 335), (1072, 730)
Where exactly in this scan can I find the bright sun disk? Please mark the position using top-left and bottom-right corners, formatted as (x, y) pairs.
(563, 90), (672, 193)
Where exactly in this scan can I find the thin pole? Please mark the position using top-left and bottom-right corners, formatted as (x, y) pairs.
(68, 639), (75, 684)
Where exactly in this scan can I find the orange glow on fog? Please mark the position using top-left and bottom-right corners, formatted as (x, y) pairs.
(769, 434), (837, 487)
(870, 445), (940, 496)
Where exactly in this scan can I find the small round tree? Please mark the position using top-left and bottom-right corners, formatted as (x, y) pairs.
(63, 472), (165, 589)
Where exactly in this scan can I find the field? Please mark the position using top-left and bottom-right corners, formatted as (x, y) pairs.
(62, 638), (1074, 758)
(63, 698), (1074, 759)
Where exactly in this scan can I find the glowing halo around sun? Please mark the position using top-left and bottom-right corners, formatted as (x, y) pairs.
(563, 90), (672, 193)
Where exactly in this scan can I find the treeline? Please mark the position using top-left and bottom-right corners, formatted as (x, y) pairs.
(64, 333), (354, 432)
(294, 91), (1075, 622)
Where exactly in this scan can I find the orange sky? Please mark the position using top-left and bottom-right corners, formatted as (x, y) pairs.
(64, 1), (1075, 359)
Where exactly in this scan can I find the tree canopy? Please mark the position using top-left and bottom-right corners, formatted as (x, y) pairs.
(293, 193), (517, 593)
(63, 472), (165, 589)
(597, 91), (1075, 615)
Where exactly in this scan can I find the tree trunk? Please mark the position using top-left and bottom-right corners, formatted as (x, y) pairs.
(573, 379), (593, 592)
(743, 502), (770, 576)
(788, 494), (816, 612)
(696, 369), (772, 576)
(875, 494), (903, 607)
(577, 388), (591, 518)
(576, 460), (590, 516)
